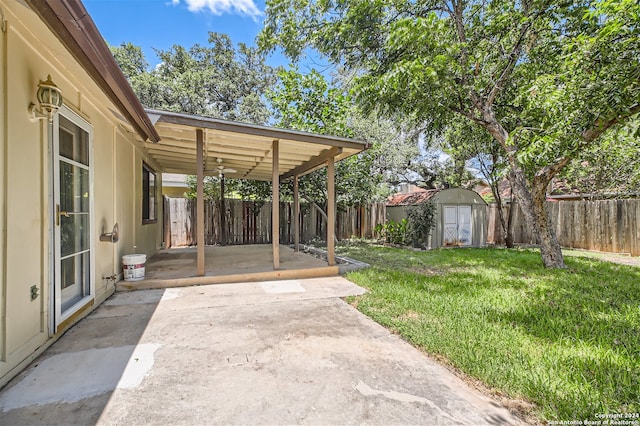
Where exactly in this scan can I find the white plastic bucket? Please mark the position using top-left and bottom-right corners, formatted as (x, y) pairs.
(122, 254), (146, 281)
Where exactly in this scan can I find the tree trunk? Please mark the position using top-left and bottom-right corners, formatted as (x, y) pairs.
(484, 117), (565, 268)
(508, 169), (566, 268)
(505, 197), (515, 249)
(491, 175), (514, 248)
(504, 171), (516, 249)
(301, 195), (338, 245)
(531, 179), (565, 268)
(302, 194), (328, 223)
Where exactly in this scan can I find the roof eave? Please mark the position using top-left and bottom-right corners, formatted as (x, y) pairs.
(146, 108), (369, 151)
(24, 0), (160, 143)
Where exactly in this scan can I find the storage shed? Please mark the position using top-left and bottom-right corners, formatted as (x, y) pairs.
(387, 188), (488, 249)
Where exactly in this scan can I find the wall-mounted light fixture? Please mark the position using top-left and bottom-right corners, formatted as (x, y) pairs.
(28, 75), (63, 122)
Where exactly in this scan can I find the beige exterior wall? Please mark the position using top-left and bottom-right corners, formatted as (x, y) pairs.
(0, 1), (162, 387)
(163, 186), (189, 198)
(0, 2), (6, 389)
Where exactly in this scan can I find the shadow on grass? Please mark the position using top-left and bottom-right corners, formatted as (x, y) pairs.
(349, 244), (640, 351)
(340, 243), (640, 419)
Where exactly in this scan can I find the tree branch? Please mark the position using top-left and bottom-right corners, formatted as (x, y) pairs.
(535, 156), (571, 182)
(537, 104), (640, 182)
(451, 0), (469, 83)
(582, 104), (640, 143)
(301, 194), (328, 223)
(485, 7), (543, 106)
(450, 106), (488, 126)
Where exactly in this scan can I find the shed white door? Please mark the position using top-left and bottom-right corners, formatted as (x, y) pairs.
(443, 205), (472, 247)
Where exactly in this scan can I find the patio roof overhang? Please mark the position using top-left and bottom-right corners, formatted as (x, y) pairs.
(145, 109), (369, 181)
(143, 109), (369, 278)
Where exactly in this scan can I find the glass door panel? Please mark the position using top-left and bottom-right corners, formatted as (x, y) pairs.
(443, 205), (472, 247)
(53, 108), (93, 327)
(458, 206), (472, 246)
(60, 252), (90, 312)
(59, 162), (90, 256)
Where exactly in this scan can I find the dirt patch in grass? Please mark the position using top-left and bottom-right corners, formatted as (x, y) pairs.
(398, 310), (421, 321)
(566, 249), (640, 267)
(507, 245), (640, 268)
(346, 296), (360, 310)
(408, 267), (442, 276)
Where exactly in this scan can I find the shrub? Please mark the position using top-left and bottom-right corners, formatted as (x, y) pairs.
(374, 219), (409, 245)
(406, 202), (436, 248)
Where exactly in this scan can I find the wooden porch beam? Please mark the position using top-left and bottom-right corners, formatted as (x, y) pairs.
(244, 148), (277, 179)
(327, 156), (336, 266)
(294, 174), (300, 252)
(281, 147), (342, 180)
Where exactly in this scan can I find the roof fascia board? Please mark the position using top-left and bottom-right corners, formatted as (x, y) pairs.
(24, 0), (160, 142)
(149, 109), (368, 151)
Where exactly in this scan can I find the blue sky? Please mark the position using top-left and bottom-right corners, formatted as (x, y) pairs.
(84, 0), (315, 70)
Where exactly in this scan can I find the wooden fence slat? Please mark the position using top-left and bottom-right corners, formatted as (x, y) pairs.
(487, 199), (639, 256)
(633, 201), (640, 256)
(165, 198), (387, 248)
(587, 201), (595, 251)
(168, 197), (639, 257)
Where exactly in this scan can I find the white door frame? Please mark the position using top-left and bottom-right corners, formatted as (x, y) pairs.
(443, 205), (472, 247)
(50, 105), (95, 333)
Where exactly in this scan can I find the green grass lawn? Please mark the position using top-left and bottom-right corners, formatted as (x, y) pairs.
(337, 242), (640, 421)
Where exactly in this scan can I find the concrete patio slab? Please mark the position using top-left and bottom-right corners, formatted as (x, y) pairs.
(0, 277), (524, 425)
(118, 245), (341, 291)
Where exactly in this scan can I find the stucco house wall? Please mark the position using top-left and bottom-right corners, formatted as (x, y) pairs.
(0, 0), (162, 387)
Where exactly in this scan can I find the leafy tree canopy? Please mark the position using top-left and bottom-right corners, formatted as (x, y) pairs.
(111, 32), (278, 124)
(268, 67), (416, 206)
(259, 0), (640, 268)
(560, 118), (640, 197)
(222, 67), (418, 206)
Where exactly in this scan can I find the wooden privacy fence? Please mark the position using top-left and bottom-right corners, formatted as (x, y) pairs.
(164, 197), (386, 248)
(488, 199), (640, 256)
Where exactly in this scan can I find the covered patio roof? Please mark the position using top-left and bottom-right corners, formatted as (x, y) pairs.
(145, 109), (368, 181)
(143, 109), (369, 279)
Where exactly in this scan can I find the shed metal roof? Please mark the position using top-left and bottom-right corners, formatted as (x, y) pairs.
(386, 189), (440, 206)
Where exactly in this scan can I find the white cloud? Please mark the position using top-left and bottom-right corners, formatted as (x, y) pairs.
(173, 0), (262, 20)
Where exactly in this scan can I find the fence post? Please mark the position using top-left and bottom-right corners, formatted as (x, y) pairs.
(163, 196), (171, 249)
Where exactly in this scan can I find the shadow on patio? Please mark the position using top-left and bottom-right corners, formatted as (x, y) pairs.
(0, 289), (166, 424)
(117, 244), (339, 291)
